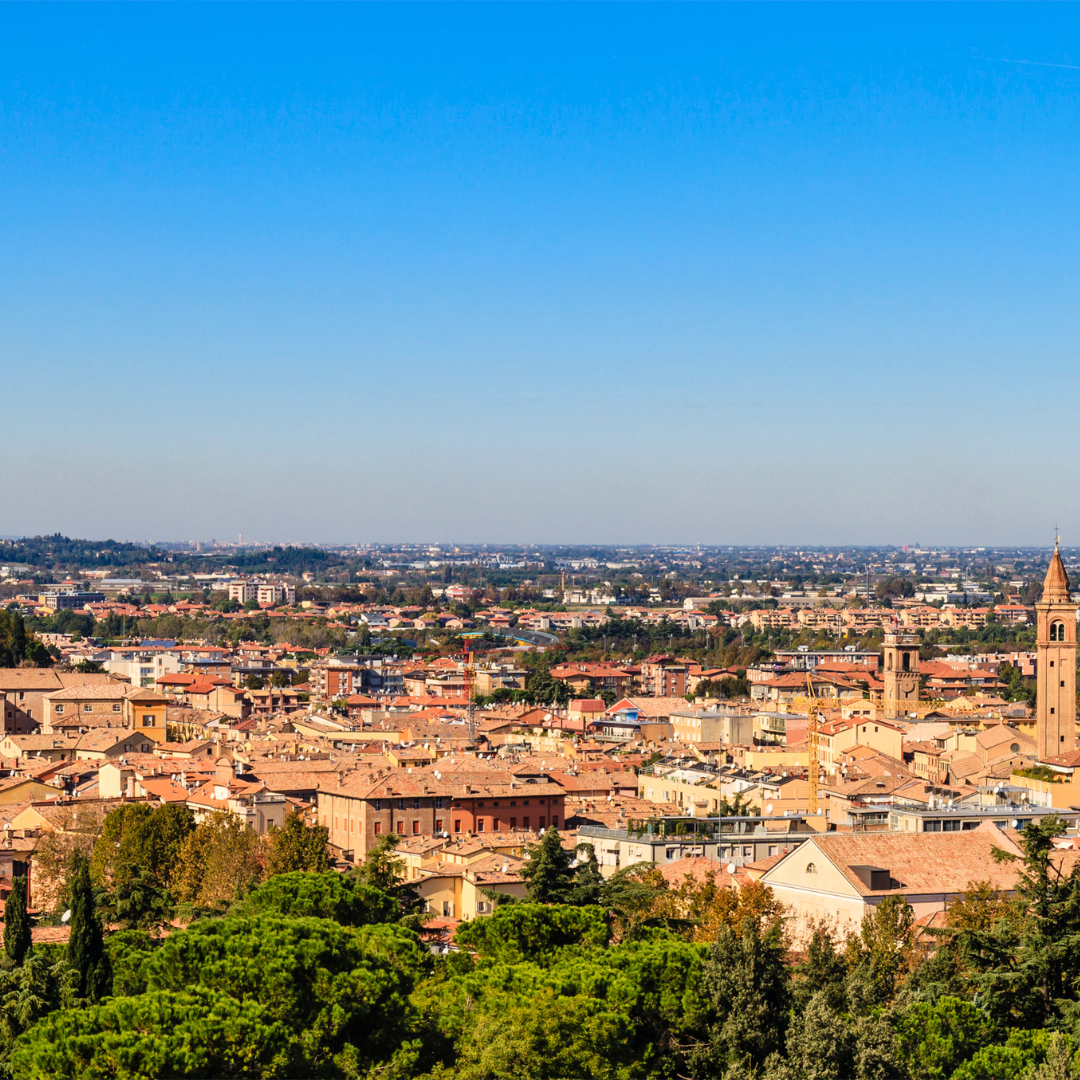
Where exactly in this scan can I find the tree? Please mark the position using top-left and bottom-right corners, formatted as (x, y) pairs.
(521, 829), (577, 905)
(692, 917), (790, 1075)
(264, 812), (330, 876)
(144, 916), (427, 1075)
(99, 867), (174, 931)
(894, 997), (993, 1080)
(9, 987), (301, 1080)
(351, 833), (424, 917)
(174, 812), (264, 908)
(454, 904), (609, 964)
(573, 843), (605, 906)
(66, 853), (109, 1002)
(845, 894), (918, 1010)
(3, 876), (31, 966)
(92, 803), (194, 893)
(232, 872), (400, 926)
(451, 988), (638, 1080)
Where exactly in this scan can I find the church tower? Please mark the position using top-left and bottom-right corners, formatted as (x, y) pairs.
(1037, 542), (1077, 761)
(882, 631), (920, 719)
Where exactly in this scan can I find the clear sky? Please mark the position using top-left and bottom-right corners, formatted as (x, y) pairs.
(3, 3), (1079, 546)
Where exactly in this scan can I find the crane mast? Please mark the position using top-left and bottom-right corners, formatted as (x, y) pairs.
(805, 673), (820, 815)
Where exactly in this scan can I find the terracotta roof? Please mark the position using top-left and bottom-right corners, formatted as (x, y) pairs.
(47, 683), (132, 701)
(771, 826), (1024, 897)
(658, 856), (737, 889)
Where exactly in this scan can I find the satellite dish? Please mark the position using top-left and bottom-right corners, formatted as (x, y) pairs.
(765, 804), (773, 814)
(61, 910), (71, 924)
(727, 863), (736, 875)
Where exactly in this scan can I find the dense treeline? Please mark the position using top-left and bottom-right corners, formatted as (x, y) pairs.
(4, 818), (1080, 1078)
(0, 536), (164, 570)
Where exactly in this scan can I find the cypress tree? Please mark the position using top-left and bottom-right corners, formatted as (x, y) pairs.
(67, 852), (108, 1000)
(4, 875), (31, 965)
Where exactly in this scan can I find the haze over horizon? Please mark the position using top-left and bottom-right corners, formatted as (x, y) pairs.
(4, 4), (1080, 546)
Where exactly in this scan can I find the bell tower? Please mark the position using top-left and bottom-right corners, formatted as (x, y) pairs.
(1036, 542), (1076, 760)
(883, 631), (920, 719)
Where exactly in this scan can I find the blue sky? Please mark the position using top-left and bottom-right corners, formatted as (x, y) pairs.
(2, 3), (1079, 545)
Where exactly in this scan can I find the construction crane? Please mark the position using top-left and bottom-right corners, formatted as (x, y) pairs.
(464, 640), (476, 745)
(802, 673), (825, 816)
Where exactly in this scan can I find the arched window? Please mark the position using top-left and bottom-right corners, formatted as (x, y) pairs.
(805, 862), (817, 875)
(902, 652), (911, 672)
(1051, 621), (1066, 642)
(886, 654), (892, 670)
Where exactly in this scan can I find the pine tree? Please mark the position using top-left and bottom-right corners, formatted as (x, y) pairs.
(66, 853), (108, 1000)
(521, 829), (576, 904)
(3, 875), (31, 966)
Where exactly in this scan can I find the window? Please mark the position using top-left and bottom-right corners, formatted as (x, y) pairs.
(374, 799), (382, 811)
(806, 862), (818, 875)
(1052, 707), (1056, 715)
(396, 799), (405, 811)
(435, 819), (443, 832)
(510, 816), (517, 829)
(142, 715), (155, 727)
(454, 819), (461, 833)
(1052, 621), (1066, 642)
(552, 815), (559, 828)
(54, 705), (64, 714)
(523, 800), (530, 806)
(523, 816), (530, 828)
(83, 704), (93, 713)
(112, 704), (121, 713)
(539, 817), (546, 829)
(413, 798), (420, 810)
(510, 800), (516, 807)
(477, 819), (485, 833)
(435, 797), (443, 809)
(412, 820), (420, 835)
(396, 821), (405, 834)
(476, 901), (488, 914)
(442, 901), (454, 917)
(1010, 743), (1020, 753)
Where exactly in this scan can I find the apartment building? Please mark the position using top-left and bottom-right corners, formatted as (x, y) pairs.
(317, 766), (567, 861)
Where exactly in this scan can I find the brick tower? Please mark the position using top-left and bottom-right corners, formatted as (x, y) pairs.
(882, 631), (920, 719)
(1036, 542), (1077, 761)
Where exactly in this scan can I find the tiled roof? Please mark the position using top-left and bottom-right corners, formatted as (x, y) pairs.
(772, 827), (1023, 897)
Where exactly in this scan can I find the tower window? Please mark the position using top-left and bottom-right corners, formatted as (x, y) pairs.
(902, 652), (911, 672)
(1051, 621), (1066, 642)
